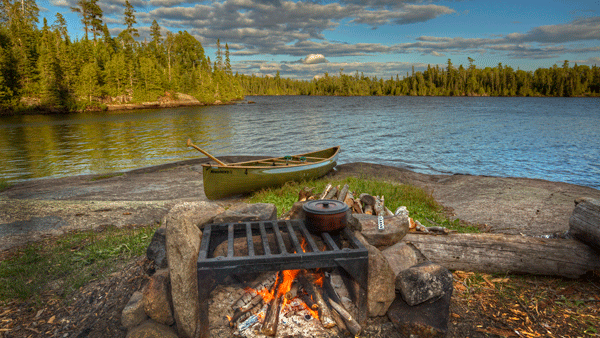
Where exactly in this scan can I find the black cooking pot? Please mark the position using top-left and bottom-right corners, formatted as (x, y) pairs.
(302, 199), (350, 233)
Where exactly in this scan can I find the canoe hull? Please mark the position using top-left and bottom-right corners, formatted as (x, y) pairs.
(202, 147), (339, 200)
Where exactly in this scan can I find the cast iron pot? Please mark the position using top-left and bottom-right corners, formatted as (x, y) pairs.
(302, 199), (350, 233)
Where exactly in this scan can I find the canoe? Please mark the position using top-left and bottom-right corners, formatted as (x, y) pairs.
(202, 146), (340, 200)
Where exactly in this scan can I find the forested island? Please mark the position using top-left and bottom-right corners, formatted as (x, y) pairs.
(1, 0), (599, 115)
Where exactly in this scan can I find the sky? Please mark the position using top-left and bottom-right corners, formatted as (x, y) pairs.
(38, 0), (600, 80)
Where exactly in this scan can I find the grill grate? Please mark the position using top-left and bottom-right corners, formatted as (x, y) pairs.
(196, 219), (369, 338)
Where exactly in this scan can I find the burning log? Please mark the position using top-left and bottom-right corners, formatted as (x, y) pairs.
(298, 289), (318, 310)
(284, 283), (299, 300)
(261, 272), (283, 336)
(299, 271), (336, 329)
(261, 293), (282, 336)
(232, 273), (277, 312)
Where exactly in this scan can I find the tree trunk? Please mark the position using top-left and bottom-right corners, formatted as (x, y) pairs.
(403, 232), (600, 278)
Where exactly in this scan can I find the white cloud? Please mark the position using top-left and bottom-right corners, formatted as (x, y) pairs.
(303, 54), (328, 64)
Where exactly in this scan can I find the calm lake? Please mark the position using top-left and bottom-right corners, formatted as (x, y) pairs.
(1, 96), (599, 189)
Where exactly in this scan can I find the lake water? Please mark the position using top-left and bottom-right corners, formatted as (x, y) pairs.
(1, 96), (599, 189)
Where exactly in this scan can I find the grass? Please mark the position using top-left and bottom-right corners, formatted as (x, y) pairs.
(247, 176), (479, 233)
(0, 179), (12, 192)
(0, 224), (156, 302)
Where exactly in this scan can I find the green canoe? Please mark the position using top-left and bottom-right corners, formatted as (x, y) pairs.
(201, 146), (340, 200)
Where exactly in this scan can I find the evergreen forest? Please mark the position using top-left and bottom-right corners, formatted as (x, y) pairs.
(0, 0), (243, 113)
(240, 59), (600, 97)
(1, 0), (599, 115)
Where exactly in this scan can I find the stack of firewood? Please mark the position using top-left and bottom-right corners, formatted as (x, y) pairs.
(297, 183), (450, 234)
(228, 270), (361, 337)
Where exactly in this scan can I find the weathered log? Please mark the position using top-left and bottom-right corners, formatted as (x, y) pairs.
(403, 233), (600, 278)
(344, 191), (355, 208)
(338, 184), (350, 202)
(569, 197), (600, 252)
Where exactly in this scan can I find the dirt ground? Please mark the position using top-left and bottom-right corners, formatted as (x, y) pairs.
(1, 160), (600, 337)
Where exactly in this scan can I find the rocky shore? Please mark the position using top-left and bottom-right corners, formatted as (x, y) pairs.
(2, 159), (599, 251)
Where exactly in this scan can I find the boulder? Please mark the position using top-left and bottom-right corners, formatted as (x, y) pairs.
(121, 291), (147, 329)
(146, 227), (167, 269)
(125, 320), (178, 338)
(165, 202), (213, 338)
(569, 197), (600, 252)
(396, 262), (453, 306)
(211, 203), (277, 224)
(282, 201), (307, 220)
(381, 242), (419, 277)
(387, 284), (452, 338)
(143, 269), (174, 325)
(355, 214), (409, 248)
(354, 232), (396, 317)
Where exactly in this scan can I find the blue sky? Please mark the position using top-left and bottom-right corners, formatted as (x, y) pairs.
(39, 0), (600, 79)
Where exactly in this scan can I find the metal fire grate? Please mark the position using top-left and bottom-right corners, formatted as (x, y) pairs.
(196, 219), (369, 338)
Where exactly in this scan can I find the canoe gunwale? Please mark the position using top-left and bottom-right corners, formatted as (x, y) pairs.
(200, 146), (340, 170)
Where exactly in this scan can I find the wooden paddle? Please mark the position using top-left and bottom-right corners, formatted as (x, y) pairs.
(187, 139), (228, 166)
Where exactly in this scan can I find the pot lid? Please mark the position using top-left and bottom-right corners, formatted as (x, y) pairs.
(303, 199), (349, 215)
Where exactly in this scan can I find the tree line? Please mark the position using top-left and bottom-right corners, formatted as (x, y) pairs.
(0, 0), (243, 113)
(238, 59), (600, 97)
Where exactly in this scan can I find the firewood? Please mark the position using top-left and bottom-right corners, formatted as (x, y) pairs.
(323, 272), (362, 336)
(298, 187), (315, 202)
(343, 191), (355, 208)
(299, 272), (336, 328)
(328, 300), (362, 336)
(324, 186), (338, 200)
(338, 184), (350, 202)
(328, 303), (349, 334)
(261, 273), (283, 336)
(232, 273), (277, 312)
(298, 289), (318, 310)
(359, 193), (376, 206)
(320, 184), (333, 199)
(352, 198), (363, 214)
(363, 204), (374, 215)
(284, 283), (298, 300)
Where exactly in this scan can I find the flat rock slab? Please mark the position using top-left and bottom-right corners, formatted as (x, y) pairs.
(334, 163), (600, 236)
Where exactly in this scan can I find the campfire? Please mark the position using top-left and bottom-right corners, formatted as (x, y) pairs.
(197, 219), (368, 338)
(226, 267), (361, 337)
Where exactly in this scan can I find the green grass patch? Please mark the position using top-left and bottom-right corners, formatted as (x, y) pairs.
(0, 179), (12, 192)
(247, 176), (478, 233)
(0, 225), (156, 302)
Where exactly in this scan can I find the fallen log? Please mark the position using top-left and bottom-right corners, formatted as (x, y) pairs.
(403, 233), (600, 278)
(569, 197), (600, 252)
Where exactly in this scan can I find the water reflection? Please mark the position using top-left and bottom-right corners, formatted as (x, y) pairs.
(1, 96), (599, 189)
